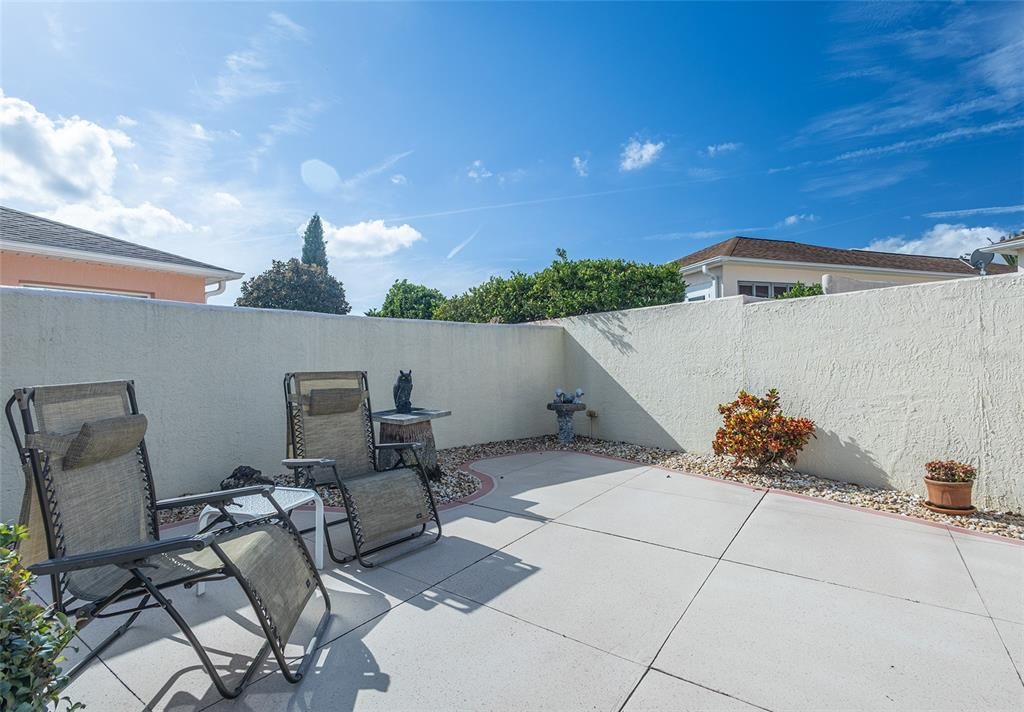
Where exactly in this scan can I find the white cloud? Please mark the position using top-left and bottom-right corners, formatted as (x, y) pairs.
(190, 123), (211, 140)
(864, 223), (1006, 257)
(0, 91), (132, 205)
(781, 213), (818, 226)
(466, 159), (493, 181)
(161, 176), (177, 186)
(704, 142), (742, 157)
(572, 155), (589, 177)
(267, 12), (306, 40)
(44, 12), (69, 53)
(340, 150), (413, 193)
(391, 174), (407, 185)
(923, 204), (1024, 218)
(116, 115), (138, 127)
(211, 191), (242, 209)
(300, 159), (340, 193)
(43, 195), (194, 240)
(446, 227), (481, 260)
(251, 101), (323, 168)
(318, 218), (424, 258)
(208, 13), (308, 106)
(620, 138), (664, 171)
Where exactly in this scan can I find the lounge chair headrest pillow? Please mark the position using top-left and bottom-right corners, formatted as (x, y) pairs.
(307, 388), (363, 416)
(63, 414), (148, 469)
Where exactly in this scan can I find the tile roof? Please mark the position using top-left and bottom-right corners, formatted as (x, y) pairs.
(0, 205), (240, 276)
(675, 235), (1015, 276)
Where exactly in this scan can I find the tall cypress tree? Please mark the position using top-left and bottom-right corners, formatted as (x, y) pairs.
(301, 213), (328, 268)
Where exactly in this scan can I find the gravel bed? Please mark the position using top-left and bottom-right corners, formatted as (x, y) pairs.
(158, 469), (482, 527)
(437, 435), (1024, 541)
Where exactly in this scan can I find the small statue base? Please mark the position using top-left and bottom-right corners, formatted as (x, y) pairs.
(547, 402), (586, 444)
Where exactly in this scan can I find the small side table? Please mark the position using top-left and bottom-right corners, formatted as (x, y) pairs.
(372, 408), (451, 480)
(194, 486), (324, 596)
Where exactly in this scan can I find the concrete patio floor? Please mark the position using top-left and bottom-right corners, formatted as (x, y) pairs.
(55, 452), (1023, 711)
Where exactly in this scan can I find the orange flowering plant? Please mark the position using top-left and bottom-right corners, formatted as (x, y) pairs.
(712, 389), (816, 471)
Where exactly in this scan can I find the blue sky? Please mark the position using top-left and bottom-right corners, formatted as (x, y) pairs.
(2, 1), (1021, 311)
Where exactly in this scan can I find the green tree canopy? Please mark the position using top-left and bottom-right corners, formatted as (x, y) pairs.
(235, 258), (350, 314)
(366, 279), (447, 319)
(301, 213), (328, 268)
(434, 249), (686, 323)
(775, 282), (824, 299)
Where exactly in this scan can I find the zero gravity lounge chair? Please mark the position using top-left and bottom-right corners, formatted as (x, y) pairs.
(5, 380), (331, 699)
(283, 371), (441, 567)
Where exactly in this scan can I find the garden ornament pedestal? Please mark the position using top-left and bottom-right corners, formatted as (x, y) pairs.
(373, 408), (451, 480)
(548, 402), (586, 444)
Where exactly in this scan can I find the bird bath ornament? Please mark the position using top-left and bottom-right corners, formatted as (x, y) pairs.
(548, 388), (586, 444)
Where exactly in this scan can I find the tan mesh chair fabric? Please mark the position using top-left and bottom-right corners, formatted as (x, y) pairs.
(27, 382), (153, 600)
(289, 372), (375, 486)
(344, 468), (433, 547)
(17, 462), (50, 569)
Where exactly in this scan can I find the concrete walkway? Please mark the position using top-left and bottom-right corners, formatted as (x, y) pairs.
(58, 452), (1023, 711)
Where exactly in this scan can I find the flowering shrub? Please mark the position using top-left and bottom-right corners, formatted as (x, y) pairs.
(0, 524), (81, 711)
(712, 389), (816, 471)
(924, 460), (977, 483)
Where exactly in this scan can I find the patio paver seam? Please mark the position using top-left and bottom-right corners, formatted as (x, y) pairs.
(616, 667), (653, 712)
(949, 531), (1024, 688)
(545, 519), (720, 562)
(719, 556), (1000, 622)
(643, 489), (770, 684)
(646, 667), (777, 712)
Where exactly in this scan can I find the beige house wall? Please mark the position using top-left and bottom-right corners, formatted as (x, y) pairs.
(716, 262), (956, 296)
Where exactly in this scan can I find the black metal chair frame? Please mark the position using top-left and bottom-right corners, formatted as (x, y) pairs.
(5, 383), (332, 699)
(283, 371), (442, 568)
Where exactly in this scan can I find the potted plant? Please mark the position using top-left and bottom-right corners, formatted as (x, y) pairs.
(923, 460), (977, 515)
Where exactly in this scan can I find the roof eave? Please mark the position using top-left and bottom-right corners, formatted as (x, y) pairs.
(677, 255), (985, 278)
(0, 239), (244, 283)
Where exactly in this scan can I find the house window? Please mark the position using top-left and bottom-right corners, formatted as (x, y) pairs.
(737, 281), (795, 298)
(687, 295), (706, 302)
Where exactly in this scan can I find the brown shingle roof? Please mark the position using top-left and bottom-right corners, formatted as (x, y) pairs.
(674, 236), (1015, 276)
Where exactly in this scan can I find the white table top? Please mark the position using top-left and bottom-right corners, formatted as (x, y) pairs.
(201, 486), (319, 517)
(372, 408), (452, 425)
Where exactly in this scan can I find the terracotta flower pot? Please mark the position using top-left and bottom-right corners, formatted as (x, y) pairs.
(923, 478), (976, 515)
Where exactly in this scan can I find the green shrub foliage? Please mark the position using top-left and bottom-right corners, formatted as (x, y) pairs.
(775, 282), (823, 299)
(235, 258), (351, 314)
(366, 280), (447, 319)
(1, 524), (82, 711)
(434, 249), (687, 323)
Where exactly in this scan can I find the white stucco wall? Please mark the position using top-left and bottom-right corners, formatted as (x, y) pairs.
(558, 273), (1024, 510)
(2, 274), (1021, 521)
(0, 288), (564, 521)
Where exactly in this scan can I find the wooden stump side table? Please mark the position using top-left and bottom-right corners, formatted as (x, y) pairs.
(372, 408), (451, 480)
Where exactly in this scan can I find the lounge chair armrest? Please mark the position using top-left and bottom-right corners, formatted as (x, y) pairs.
(375, 442), (423, 451)
(155, 486), (274, 511)
(29, 534), (215, 576)
(282, 458), (336, 470)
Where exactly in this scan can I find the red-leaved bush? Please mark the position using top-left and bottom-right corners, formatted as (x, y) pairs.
(712, 389), (816, 471)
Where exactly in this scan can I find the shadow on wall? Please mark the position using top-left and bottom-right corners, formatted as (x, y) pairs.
(570, 311), (636, 356)
(563, 333), (681, 450)
(796, 429), (891, 490)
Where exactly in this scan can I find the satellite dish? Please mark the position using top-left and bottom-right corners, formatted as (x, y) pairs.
(969, 249), (995, 276)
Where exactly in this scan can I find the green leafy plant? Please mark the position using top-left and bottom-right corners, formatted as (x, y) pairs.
(235, 258), (351, 315)
(924, 460), (977, 483)
(712, 389), (816, 471)
(1, 524), (82, 711)
(775, 282), (823, 299)
(434, 249), (687, 323)
(366, 279), (447, 319)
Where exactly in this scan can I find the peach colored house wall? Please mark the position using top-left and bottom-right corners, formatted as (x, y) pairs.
(0, 250), (208, 302)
